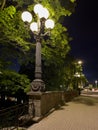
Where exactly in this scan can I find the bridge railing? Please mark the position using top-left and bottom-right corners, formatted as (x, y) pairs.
(0, 102), (34, 130)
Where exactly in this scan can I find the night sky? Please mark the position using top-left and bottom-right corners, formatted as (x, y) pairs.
(65, 0), (98, 83)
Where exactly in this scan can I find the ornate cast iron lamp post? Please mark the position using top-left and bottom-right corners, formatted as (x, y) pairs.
(21, 4), (54, 92)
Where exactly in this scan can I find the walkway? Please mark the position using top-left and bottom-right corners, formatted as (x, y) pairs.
(27, 96), (98, 130)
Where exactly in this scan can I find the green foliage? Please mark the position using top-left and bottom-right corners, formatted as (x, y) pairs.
(42, 23), (70, 66)
(70, 0), (76, 3)
(13, 0), (33, 7)
(0, 4), (35, 66)
(0, 60), (11, 71)
(0, 0), (78, 91)
(0, 70), (30, 96)
(0, 6), (32, 52)
(33, 0), (72, 21)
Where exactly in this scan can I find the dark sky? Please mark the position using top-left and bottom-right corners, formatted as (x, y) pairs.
(65, 0), (98, 83)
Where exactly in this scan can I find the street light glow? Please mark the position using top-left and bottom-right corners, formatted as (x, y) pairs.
(78, 60), (82, 65)
(74, 72), (80, 77)
(45, 19), (54, 29)
(34, 4), (43, 14)
(21, 11), (32, 23)
(30, 22), (38, 32)
(41, 8), (49, 19)
(34, 4), (49, 19)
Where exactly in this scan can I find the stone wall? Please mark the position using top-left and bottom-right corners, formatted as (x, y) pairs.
(28, 91), (63, 119)
(63, 90), (79, 102)
(28, 90), (78, 120)
(41, 91), (63, 116)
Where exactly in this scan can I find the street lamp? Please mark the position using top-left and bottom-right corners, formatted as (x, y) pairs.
(21, 4), (54, 91)
(95, 80), (98, 88)
(78, 60), (82, 65)
(74, 60), (84, 89)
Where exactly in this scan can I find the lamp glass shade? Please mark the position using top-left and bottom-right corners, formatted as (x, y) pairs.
(45, 19), (54, 29)
(34, 4), (49, 19)
(78, 60), (82, 65)
(34, 4), (43, 14)
(21, 11), (32, 23)
(40, 8), (49, 19)
(30, 22), (38, 32)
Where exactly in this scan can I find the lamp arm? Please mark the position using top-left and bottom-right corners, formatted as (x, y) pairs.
(40, 30), (50, 36)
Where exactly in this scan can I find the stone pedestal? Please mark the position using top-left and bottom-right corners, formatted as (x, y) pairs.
(27, 91), (64, 122)
(27, 91), (43, 120)
(31, 79), (45, 92)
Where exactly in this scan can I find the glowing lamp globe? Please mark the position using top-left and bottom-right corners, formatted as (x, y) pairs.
(78, 60), (82, 65)
(45, 19), (54, 29)
(34, 4), (43, 14)
(34, 4), (49, 19)
(30, 22), (38, 32)
(21, 11), (32, 23)
(41, 8), (49, 19)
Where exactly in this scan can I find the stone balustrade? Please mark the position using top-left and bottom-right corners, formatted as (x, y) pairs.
(28, 90), (78, 121)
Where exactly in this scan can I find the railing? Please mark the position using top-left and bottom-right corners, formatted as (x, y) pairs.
(0, 102), (34, 130)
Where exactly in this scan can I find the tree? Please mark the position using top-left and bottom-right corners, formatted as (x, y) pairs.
(18, 0), (77, 90)
(0, 70), (30, 102)
(0, 1), (35, 67)
(0, 0), (76, 62)
(0, 0), (77, 91)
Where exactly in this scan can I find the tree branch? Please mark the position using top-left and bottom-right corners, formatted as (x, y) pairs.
(1, 0), (6, 10)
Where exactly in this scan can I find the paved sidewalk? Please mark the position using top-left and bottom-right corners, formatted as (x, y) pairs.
(27, 96), (98, 130)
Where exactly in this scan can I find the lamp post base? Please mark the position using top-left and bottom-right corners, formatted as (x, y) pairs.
(31, 79), (45, 92)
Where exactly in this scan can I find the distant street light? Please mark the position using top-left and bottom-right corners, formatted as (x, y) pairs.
(74, 72), (80, 78)
(21, 4), (54, 91)
(95, 80), (98, 88)
(74, 60), (83, 89)
(78, 60), (82, 65)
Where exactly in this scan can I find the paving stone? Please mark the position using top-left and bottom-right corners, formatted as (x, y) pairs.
(27, 96), (98, 130)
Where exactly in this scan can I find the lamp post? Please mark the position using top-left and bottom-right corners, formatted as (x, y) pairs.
(95, 80), (98, 88)
(74, 60), (83, 89)
(21, 4), (54, 92)
(74, 72), (80, 88)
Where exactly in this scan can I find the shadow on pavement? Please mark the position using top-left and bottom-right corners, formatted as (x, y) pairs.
(54, 102), (70, 112)
(72, 96), (98, 106)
